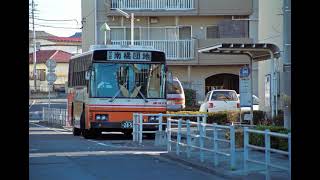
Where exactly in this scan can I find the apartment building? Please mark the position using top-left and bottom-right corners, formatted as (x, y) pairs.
(81, 0), (254, 101)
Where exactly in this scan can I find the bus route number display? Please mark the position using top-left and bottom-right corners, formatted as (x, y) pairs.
(107, 51), (151, 61)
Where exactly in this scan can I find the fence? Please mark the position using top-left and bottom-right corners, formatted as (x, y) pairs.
(132, 113), (206, 144)
(42, 107), (68, 127)
(244, 127), (291, 180)
(132, 113), (236, 170)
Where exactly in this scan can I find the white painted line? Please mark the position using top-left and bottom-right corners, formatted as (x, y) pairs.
(29, 122), (71, 134)
(30, 150), (168, 157)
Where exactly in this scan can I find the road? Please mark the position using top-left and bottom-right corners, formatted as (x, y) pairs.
(29, 122), (227, 180)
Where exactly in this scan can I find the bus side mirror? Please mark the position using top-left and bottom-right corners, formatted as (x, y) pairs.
(85, 70), (91, 80)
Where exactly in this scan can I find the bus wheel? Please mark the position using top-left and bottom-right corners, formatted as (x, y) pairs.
(82, 129), (93, 139)
(73, 127), (81, 136)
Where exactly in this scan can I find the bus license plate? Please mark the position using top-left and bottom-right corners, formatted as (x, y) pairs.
(121, 121), (133, 129)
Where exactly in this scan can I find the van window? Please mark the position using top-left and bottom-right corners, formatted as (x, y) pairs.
(211, 91), (238, 101)
(168, 80), (182, 94)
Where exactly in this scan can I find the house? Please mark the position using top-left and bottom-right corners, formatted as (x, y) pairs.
(29, 50), (72, 92)
(29, 31), (82, 55)
(81, 0), (254, 101)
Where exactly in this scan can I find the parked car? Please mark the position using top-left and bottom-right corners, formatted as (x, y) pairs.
(167, 77), (185, 111)
(237, 94), (260, 111)
(199, 89), (240, 112)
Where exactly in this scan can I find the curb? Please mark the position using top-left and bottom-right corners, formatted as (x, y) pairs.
(160, 153), (244, 180)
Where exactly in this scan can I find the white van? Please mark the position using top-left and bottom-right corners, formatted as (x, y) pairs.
(167, 77), (185, 111)
(199, 89), (240, 112)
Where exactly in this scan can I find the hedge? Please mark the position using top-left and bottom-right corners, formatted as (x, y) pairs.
(226, 125), (290, 150)
(167, 110), (268, 125)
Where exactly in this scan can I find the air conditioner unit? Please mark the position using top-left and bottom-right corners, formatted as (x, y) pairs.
(150, 17), (159, 24)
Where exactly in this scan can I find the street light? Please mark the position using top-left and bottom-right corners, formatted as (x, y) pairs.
(115, 8), (134, 46)
(100, 22), (111, 45)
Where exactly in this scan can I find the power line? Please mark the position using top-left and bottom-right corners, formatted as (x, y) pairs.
(33, 18), (79, 25)
(31, 23), (81, 29)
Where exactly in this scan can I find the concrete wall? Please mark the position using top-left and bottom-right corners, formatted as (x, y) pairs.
(29, 63), (69, 92)
(257, 0), (283, 112)
(82, 0), (96, 52)
(198, 0), (252, 15)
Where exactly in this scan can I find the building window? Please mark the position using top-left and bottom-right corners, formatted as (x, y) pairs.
(206, 26), (219, 39)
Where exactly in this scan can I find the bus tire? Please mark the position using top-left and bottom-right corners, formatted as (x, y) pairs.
(73, 127), (81, 136)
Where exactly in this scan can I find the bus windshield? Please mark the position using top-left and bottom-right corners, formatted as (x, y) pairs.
(90, 63), (166, 99)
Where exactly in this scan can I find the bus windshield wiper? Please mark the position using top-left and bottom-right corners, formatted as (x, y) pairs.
(109, 89), (121, 102)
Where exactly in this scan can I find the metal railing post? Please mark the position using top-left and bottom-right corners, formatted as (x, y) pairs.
(42, 107), (45, 121)
(230, 125), (236, 170)
(288, 133), (291, 179)
(244, 127), (249, 175)
(197, 116), (200, 131)
(176, 118), (182, 156)
(186, 119), (191, 158)
(265, 129), (271, 180)
(199, 121), (204, 162)
(167, 118), (172, 151)
(203, 114), (207, 137)
(158, 113), (163, 132)
(213, 123), (218, 166)
(133, 113), (136, 142)
(139, 113), (143, 144)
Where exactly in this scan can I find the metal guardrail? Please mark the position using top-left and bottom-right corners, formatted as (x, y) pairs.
(42, 107), (67, 126)
(244, 127), (291, 180)
(132, 113), (236, 170)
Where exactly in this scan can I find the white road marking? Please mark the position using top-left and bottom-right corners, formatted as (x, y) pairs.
(29, 150), (168, 158)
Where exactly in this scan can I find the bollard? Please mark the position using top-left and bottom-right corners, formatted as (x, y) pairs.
(197, 116), (200, 132)
(265, 129), (271, 180)
(213, 123), (218, 166)
(186, 119), (191, 158)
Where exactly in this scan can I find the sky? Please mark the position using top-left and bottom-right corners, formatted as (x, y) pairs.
(29, 0), (81, 37)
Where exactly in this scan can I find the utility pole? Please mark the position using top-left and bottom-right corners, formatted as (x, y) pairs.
(32, 0), (38, 92)
(283, 0), (291, 129)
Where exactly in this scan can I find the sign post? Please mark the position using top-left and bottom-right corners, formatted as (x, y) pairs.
(46, 59), (57, 109)
(239, 65), (253, 124)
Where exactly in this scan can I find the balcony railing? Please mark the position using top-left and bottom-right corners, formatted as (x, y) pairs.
(111, 0), (194, 10)
(111, 40), (194, 60)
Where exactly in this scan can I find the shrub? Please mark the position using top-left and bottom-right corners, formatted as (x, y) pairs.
(184, 89), (197, 107)
(249, 125), (290, 151)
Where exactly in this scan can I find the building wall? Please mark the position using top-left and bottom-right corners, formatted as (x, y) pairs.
(82, 0), (96, 52)
(29, 63), (69, 92)
(257, 0), (283, 112)
(39, 46), (82, 55)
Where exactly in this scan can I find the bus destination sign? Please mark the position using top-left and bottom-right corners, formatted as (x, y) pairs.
(107, 51), (151, 61)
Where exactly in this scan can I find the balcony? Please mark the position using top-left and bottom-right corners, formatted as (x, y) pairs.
(111, 40), (194, 60)
(111, 0), (194, 10)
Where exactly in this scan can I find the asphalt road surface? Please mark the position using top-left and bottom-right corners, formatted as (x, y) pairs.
(29, 122), (227, 180)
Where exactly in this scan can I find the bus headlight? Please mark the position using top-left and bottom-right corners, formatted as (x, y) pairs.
(96, 115), (101, 120)
(101, 115), (107, 120)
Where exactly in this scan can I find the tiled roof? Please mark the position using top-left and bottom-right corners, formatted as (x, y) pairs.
(46, 36), (81, 42)
(29, 50), (72, 64)
(29, 30), (57, 39)
(69, 32), (82, 38)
